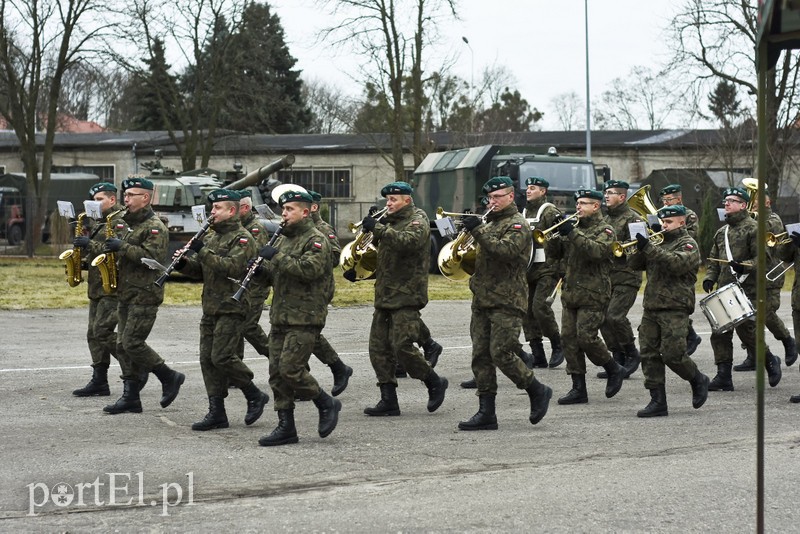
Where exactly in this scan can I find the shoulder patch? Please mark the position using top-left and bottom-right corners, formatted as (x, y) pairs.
(251, 227), (260, 235)
(313, 241), (322, 249)
(150, 229), (159, 235)
(685, 243), (695, 250)
(411, 220), (420, 226)
(328, 233), (336, 240)
(604, 228), (614, 236)
(512, 223), (523, 230)
(115, 223), (125, 230)
(238, 237), (249, 246)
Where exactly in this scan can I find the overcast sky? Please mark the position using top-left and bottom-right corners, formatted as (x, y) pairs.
(267, 0), (683, 130)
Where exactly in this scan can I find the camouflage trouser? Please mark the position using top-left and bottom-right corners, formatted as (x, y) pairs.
(199, 313), (255, 397)
(794, 307), (800, 348)
(471, 308), (533, 395)
(116, 302), (164, 381)
(711, 320), (756, 365)
(235, 302), (271, 359)
(562, 305), (612, 375)
(522, 274), (560, 341)
(599, 283), (639, 351)
(268, 325), (322, 410)
(313, 334), (339, 365)
(765, 288), (791, 340)
(638, 309), (698, 389)
(369, 307), (431, 385)
(419, 319), (431, 345)
(87, 295), (118, 368)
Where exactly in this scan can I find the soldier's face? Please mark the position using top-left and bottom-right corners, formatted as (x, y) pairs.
(487, 187), (514, 211)
(94, 192), (116, 212)
(723, 196), (746, 215)
(575, 199), (599, 217)
(282, 202), (310, 225)
(661, 194), (681, 206)
(386, 195), (411, 214)
(123, 188), (150, 213)
(238, 200), (252, 216)
(211, 201), (237, 223)
(603, 188), (626, 209)
(526, 185), (546, 201)
(660, 216), (685, 232)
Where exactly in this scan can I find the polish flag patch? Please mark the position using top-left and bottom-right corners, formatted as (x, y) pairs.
(328, 233), (336, 240)
(251, 227), (260, 234)
(685, 243), (695, 250)
(239, 237), (249, 245)
(604, 228), (614, 236)
(412, 220), (420, 226)
(512, 223), (523, 230)
(150, 229), (159, 235)
(313, 242), (322, 249)
(116, 223), (125, 230)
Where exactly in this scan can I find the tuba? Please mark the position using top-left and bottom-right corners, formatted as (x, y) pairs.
(625, 185), (664, 246)
(339, 207), (389, 280)
(91, 208), (126, 294)
(436, 207), (494, 281)
(742, 177), (759, 218)
(59, 212), (87, 287)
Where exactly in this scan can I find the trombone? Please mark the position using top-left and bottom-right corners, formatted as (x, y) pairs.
(532, 213), (579, 245)
(766, 231), (791, 247)
(767, 261), (793, 282)
(611, 229), (666, 258)
(348, 206), (389, 232)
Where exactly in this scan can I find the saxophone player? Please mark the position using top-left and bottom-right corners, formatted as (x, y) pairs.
(71, 182), (126, 397)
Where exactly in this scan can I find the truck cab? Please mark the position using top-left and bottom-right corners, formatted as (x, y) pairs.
(0, 186), (24, 245)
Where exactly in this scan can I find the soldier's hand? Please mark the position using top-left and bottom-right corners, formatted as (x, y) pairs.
(343, 268), (357, 283)
(73, 236), (90, 249)
(462, 216), (481, 232)
(188, 238), (204, 253)
(247, 258), (263, 276)
(367, 205), (380, 217)
(650, 223), (662, 233)
(361, 216), (377, 232)
(104, 238), (123, 252)
(259, 245), (278, 261)
(635, 232), (649, 252)
(557, 218), (574, 236)
(791, 231), (800, 249)
(702, 279), (715, 293)
(729, 260), (746, 274)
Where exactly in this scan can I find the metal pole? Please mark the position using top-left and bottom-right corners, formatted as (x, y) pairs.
(462, 36), (474, 133)
(584, 0), (591, 159)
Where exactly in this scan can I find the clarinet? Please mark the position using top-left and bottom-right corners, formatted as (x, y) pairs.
(154, 217), (215, 287)
(232, 222), (285, 302)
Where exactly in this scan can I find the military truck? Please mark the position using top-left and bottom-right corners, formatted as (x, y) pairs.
(0, 185), (24, 245)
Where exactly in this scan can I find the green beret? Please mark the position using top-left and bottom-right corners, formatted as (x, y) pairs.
(278, 190), (314, 206)
(121, 177), (154, 191)
(308, 190), (322, 203)
(657, 205), (686, 218)
(479, 196), (489, 207)
(482, 176), (514, 193)
(574, 189), (603, 201)
(238, 189), (252, 199)
(660, 184), (682, 196)
(207, 189), (241, 203)
(380, 181), (413, 197)
(603, 180), (629, 190)
(88, 182), (117, 197)
(723, 187), (750, 202)
(525, 177), (549, 188)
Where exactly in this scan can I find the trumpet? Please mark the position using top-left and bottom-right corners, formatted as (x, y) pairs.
(611, 229), (666, 258)
(348, 206), (389, 232)
(435, 207), (485, 220)
(532, 213), (579, 245)
(766, 231), (791, 247)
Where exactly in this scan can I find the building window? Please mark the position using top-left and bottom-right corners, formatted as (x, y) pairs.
(51, 165), (115, 181)
(275, 168), (351, 198)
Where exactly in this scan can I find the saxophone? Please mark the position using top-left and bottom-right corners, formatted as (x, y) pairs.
(59, 212), (87, 287)
(91, 208), (126, 294)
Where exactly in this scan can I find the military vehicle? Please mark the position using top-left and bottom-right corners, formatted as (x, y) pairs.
(0, 185), (24, 245)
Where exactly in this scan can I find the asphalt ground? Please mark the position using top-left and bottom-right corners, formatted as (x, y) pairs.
(1, 296), (799, 532)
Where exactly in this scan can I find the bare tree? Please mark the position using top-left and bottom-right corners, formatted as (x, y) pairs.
(592, 66), (678, 130)
(551, 91), (584, 131)
(303, 78), (360, 134)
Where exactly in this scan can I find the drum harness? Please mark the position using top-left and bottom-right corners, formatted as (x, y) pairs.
(724, 225), (749, 285)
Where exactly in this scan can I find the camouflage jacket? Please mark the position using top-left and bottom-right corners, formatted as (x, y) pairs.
(523, 198), (561, 280)
(371, 203), (430, 310)
(116, 206), (168, 306)
(546, 210), (615, 310)
(605, 203), (644, 288)
(312, 211), (342, 269)
(764, 208), (785, 290)
(704, 210), (757, 295)
(470, 203), (531, 315)
(684, 207), (699, 240)
(84, 203), (127, 300)
(240, 211), (272, 304)
(628, 226), (700, 313)
(263, 217), (331, 327)
(180, 217), (255, 316)
(778, 241), (800, 309)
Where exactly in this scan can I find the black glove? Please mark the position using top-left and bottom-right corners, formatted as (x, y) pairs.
(729, 260), (746, 274)
(462, 216), (481, 232)
(367, 205), (380, 217)
(259, 245), (278, 261)
(73, 236), (90, 249)
(104, 238), (123, 252)
(188, 238), (204, 253)
(247, 258), (263, 276)
(791, 231), (800, 249)
(649, 223), (662, 233)
(635, 232), (649, 252)
(702, 279), (715, 293)
(343, 269), (357, 283)
(557, 218), (574, 236)
(361, 216), (377, 232)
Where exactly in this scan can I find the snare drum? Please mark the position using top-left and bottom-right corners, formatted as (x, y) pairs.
(699, 282), (755, 334)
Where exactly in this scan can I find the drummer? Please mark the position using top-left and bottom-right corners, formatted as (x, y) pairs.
(702, 187), (782, 392)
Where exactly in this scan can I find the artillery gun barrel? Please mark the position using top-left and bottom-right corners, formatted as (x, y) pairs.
(227, 154), (296, 191)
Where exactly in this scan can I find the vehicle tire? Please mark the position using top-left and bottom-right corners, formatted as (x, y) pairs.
(7, 224), (22, 246)
(429, 234), (442, 274)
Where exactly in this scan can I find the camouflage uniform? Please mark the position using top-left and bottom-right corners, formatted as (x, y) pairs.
(235, 210), (271, 359)
(684, 207), (699, 240)
(778, 240), (800, 370)
(763, 209), (792, 342)
(180, 217), (258, 397)
(311, 210), (343, 366)
(469, 203), (535, 394)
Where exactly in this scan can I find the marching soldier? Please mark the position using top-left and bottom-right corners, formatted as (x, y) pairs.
(361, 181), (448, 417)
(702, 187), (781, 391)
(521, 176), (564, 368)
(780, 231), (800, 402)
(599, 180), (643, 378)
(458, 176), (552, 431)
(545, 189), (627, 405)
(173, 189), (270, 431)
(102, 177), (185, 415)
(628, 205), (709, 417)
(72, 182), (126, 397)
(256, 190), (342, 445)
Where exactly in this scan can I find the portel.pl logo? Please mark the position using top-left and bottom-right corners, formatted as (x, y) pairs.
(27, 472), (194, 516)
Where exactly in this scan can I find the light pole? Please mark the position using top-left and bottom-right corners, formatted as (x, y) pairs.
(584, 0), (591, 159)
(462, 36), (474, 132)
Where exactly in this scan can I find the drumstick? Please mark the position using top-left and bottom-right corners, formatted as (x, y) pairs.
(707, 258), (754, 267)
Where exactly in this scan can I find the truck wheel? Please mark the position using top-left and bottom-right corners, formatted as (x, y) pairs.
(429, 234), (442, 274)
(7, 224), (22, 246)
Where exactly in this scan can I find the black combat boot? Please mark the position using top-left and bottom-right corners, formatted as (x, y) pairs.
(152, 363), (185, 408)
(422, 338), (443, 368)
(259, 409), (298, 446)
(241, 382), (270, 425)
(526, 377), (553, 425)
(558, 374), (588, 405)
(529, 338), (548, 368)
(686, 326), (702, 356)
(138, 369), (149, 391)
(689, 371), (710, 409)
(622, 342), (641, 378)
(598, 350), (625, 378)
(329, 359), (353, 397)
(458, 394), (498, 431)
(766, 351), (782, 388)
(782, 336), (797, 367)
(518, 347), (535, 369)
(423, 370), (449, 413)
(312, 390), (342, 438)
(73, 366), (110, 397)
(103, 379), (142, 414)
(708, 363), (734, 392)
(548, 335), (564, 368)
(791, 393), (800, 403)
(602, 359), (625, 398)
(637, 385), (668, 418)
(395, 363), (408, 378)
(191, 397), (229, 431)
(460, 377), (477, 389)
(733, 345), (756, 371)
(364, 383), (401, 416)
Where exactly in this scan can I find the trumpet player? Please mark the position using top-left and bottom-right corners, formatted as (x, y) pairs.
(599, 180), (643, 379)
(778, 231), (800, 402)
(703, 187), (782, 391)
(71, 182), (126, 397)
(627, 205), (709, 417)
(545, 189), (627, 405)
